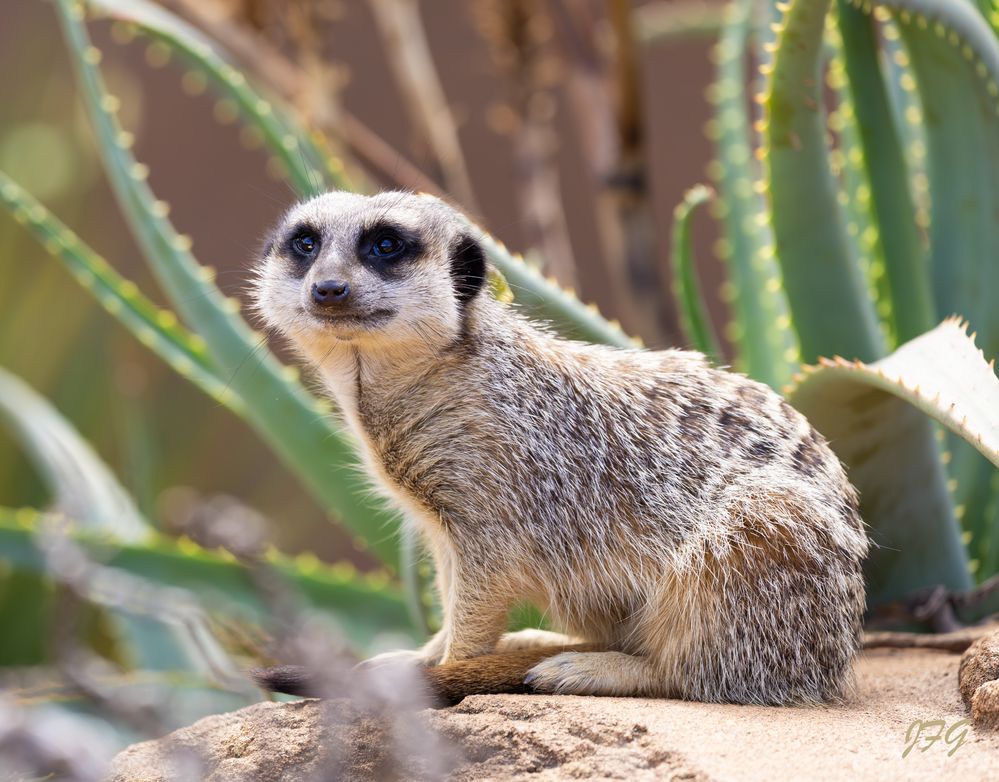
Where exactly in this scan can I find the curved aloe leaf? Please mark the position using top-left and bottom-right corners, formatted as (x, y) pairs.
(670, 185), (721, 360)
(880, 19), (931, 224)
(787, 318), (999, 602)
(53, 0), (404, 569)
(473, 231), (638, 348)
(766, 0), (884, 364)
(825, 29), (890, 344)
(708, 0), (798, 388)
(0, 172), (243, 414)
(0, 508), (414, 651)
(856, 0), (999, 365)
(0, 369), (148, 543)
(954, 446), (999, 576)
(836, 2), (934, 344)
(0, 370), (229, 672)
(856, 0), (999, 583)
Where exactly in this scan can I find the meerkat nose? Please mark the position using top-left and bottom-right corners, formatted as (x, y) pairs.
(312, 280), (350, 306)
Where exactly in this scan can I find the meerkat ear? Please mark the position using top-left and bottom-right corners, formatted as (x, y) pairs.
(449, 234), (486, 305)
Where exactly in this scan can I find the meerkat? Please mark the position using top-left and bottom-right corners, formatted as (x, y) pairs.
(250, 190), (869, 706)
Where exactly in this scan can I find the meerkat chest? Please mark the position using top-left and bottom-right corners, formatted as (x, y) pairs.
(318, 356), (471, 531)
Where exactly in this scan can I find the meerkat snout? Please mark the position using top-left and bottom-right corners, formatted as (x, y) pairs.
(252, 190), (869, 707)
(311, 279), (351, 307)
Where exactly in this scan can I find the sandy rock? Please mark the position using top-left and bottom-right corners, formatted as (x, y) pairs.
(971, 681), (999, 730)
(959, 629), (999, 727)
(109, 650), (999, 782)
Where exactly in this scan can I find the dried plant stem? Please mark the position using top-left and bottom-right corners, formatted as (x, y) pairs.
(367, 0), (481, 213)
(604, 0), (670, 342)
(550, 0), (668, 344)
(516, 103), (579, 287)
(633, 1), (728, 44)
(478, 0), (578, 286)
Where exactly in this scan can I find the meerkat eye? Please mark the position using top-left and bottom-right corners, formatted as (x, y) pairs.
(291, 231), (320, 258)
(371, 232), (405, 259)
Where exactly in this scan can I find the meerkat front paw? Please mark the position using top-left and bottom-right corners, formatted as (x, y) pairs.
(524, 651), (656, 696)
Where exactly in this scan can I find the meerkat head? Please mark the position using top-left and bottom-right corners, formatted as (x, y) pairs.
(252, 191), (487, 355)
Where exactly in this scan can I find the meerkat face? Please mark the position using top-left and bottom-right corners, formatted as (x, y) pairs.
(252, 191), (486, 354)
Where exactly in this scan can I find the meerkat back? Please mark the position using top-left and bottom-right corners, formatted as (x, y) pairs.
(251, 190), (869, 707)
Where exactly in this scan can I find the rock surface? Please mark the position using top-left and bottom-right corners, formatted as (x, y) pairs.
(960, 630), (999, 729)
(108, 649), (999, 782)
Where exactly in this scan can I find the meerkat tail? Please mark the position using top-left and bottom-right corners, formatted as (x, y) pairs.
(424, 643), (599, 705)
(249, 644), (598, 705)
(248, 664), (319, 697)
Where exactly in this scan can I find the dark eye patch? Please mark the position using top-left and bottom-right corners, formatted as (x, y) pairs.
(356, 222), (422, 274)
(282, 222), (322, 274)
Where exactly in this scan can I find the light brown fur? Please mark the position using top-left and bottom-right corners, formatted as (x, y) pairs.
(252, 191), (869, 705)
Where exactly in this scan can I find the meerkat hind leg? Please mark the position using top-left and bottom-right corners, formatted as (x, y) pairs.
(525, 651), (665, 697)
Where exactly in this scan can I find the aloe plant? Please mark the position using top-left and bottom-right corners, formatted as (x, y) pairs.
(676, 0), (999, 603)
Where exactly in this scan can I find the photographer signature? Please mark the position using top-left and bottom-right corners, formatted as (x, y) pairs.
(902, 718), (970, 758)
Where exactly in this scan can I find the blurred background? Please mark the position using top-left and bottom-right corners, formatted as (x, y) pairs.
(0, 0), (723, 568)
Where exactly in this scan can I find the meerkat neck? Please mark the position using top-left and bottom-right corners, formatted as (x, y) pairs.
(307, 295), (523, 429)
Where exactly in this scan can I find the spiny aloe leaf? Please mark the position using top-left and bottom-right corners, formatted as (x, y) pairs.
(766, 0), (884, 364)
(0, 369), (149, 543)
(952, 445), (999, 576)
(0, 508), (414, 651)
(857, 0), (999, 582)
(54, 0), (404, 569)
(670, 185), (721, 360)
(707, 0), (798, 388)
(0, 171), (243, 415)
(787, 318), (999, 603)
(83, 0), (349, 195)
(824, 20), (891, 345)
(0, 371), (234, 672)
(852, 0), (999, 366)
(879, 18), (931, 225)
(836, 2), (934, 345)
(474, 231), (639, 348)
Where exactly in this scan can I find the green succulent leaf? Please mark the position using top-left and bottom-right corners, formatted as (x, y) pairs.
(0, 508), (415, 651)
(670, 185), (722, 360)
(766, 0), (885, 364)
(0, 368), (149, 542)
(854, 0), (999, 365)
(53, 0), (405, 569)
(787, 318), (999, 603)
(474, 231), (639, 348)
(952, 445), (999, 577)
(836, 2), (934, 345)
(709, 0), (798, 388)
(0, 171), (242, 414)
(855, 0), (999, 583)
